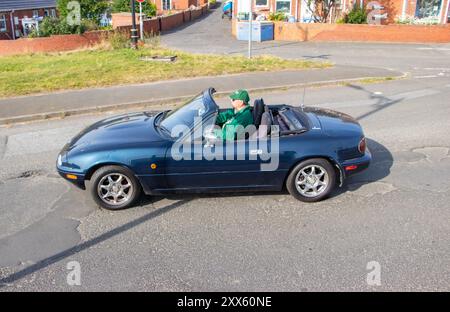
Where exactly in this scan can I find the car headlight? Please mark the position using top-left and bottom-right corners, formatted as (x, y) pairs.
(57, 154), (62, 166)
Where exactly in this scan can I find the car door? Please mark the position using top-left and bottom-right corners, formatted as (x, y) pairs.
(164, 124), (282, 191)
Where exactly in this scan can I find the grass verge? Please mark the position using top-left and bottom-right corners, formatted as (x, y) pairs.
(0, 47), (331, 98)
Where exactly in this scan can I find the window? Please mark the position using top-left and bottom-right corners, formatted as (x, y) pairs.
(276, 0), (292, 13)
(162, 0), (171, 10)
(51, 9), (56, 17)
(44, 9), (50, 17)
(0, 14), (6, 32)
(415, 0), (443, 18)
(33, 10), (39, 18)
(255, 0), (269, 6)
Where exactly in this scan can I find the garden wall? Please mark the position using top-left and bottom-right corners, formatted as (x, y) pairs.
(0, 31), (107, 56)
(231, 19), (450, 43)
(272, 22), (450, 43)
(0, 4), (209, 56)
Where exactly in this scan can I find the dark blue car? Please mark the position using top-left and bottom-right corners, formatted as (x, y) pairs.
(57, 88), (371, 210)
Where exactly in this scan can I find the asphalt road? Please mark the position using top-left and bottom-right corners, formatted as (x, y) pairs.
(1, 73), (449, 291)
(1, 3), (450, 291)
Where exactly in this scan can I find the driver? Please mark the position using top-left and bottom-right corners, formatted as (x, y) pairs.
(215, 89), (254, 141)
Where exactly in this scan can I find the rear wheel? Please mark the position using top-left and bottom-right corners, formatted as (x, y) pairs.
(286, 158), (336, 202)
(90, 165), (141, 210)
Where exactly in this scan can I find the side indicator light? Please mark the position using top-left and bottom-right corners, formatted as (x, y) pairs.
(66, 174), (78, 180)
(345, 165), (358, 171)
(150, 163), (157, 169)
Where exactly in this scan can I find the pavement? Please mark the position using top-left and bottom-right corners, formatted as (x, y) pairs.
(1, 2), (450, 292)
(0, 65), (401, 125)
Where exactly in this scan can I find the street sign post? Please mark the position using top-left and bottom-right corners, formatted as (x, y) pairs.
(130, 0), (138, 48)
(137, 0), (145, 41)
(248, 0), (252, 59)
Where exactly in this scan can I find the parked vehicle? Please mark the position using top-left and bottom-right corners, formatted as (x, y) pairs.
(57, 88), (371, 210)
(222, 0), (232, 20)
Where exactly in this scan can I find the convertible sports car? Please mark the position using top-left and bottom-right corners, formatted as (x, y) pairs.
(57, 88), (371, 210)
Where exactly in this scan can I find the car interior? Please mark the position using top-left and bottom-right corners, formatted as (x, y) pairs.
(215, 98), (308, 140)
(251, 98), (308, 139)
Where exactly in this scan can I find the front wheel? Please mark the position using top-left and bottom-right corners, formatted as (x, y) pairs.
(90, 165), (141, 210)
(286, 158), (336, 202)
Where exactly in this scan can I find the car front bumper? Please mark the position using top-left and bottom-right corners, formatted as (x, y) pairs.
(57, 168), (86, 190)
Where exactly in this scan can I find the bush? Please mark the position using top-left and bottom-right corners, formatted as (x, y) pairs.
(108, 31), (130, 49)
(268, 12), (287, 22)
(112, 0), (156, 17)
(345, 5), (367, 24)
(81, 18), (99, 31)
(57, 0), (109, 24)
(29, 17), (86, 37)
(395, 15), (440, 25)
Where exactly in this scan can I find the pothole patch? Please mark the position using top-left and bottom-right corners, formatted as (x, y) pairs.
(346, 181), (397, 197)
(412, 146), (450, 163)
(11, 170), (46, 180)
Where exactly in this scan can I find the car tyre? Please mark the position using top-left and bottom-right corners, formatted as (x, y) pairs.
(286, 158), (336, 203)
(90, 165), (141, 210)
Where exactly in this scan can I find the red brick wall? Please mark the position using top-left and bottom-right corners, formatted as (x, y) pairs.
(0, 31), (106, 56)
(271, 22), (450, 43)
(0, 4), (209, 56)
(159, 12), (183, 30)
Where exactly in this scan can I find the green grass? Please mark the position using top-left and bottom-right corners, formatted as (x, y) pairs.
(0, 47), (331, 98)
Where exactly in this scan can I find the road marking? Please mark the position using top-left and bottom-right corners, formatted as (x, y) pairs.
(424, 68), (450, 71)
(315, 88), (440, 109)
(373, 91), (383, 95)
(413, 75), (438, 79)
(417, 47), (450, 51)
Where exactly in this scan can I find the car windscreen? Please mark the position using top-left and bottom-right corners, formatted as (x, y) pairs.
(159, 94), (207, 135)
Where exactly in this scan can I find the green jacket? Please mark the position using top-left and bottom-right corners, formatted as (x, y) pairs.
(215, 105), (254, 141)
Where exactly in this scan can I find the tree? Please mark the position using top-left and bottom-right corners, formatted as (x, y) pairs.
(306, 0), (336, 23)
(57, 0), (109, 23)
(112, 0), (157, 17)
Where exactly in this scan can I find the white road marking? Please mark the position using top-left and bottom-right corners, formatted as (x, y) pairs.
(423, 68), (450, 71)
(413, 75), (438, 79)
(315, 88), (440, 109)
(417, 47), (450, 51)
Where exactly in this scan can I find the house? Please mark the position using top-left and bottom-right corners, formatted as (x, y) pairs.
(153, 0), (208, 14)
(232, 0), (450, 24)
(0, 0), (57, 40)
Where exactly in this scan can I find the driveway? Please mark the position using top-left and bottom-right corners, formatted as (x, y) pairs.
(162, 2), (450, 75)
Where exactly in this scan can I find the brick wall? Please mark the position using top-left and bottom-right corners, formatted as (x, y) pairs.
(0, 31), (106, 56)
(160, 11), (185, 30)
(271, 22), (450, 43)
(0, 4), (209, 56)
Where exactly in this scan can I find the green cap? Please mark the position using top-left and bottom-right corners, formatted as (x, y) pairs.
(229, 89), (250, 103)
